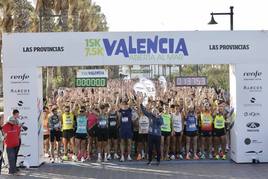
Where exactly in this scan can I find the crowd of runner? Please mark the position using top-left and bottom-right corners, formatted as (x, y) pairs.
(42, 79), (233, 163)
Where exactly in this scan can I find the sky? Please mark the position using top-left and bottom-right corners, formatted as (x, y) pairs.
(31, 0), (268, 31)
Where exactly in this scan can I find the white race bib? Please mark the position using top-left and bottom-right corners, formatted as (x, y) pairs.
(99, 120), (107, 126)
(65, 117), (72, 124)
(110, 121), (117, 126)
(122, 117), (128, 123)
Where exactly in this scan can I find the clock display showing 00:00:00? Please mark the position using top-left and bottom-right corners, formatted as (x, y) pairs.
(75, 78), (107, 87)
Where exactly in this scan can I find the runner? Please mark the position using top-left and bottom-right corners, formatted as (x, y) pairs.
(170, 104), (184, 160)
(132, 105), (140, 160)
(199, 102), (214, 159)
(213, 102), (227, 160)
(74, 106), (88, 162)
(185, 105), (199, 160)
(48, 106), (62, 163)
(87, 107), (98, 160)
(118, 101), (133, 162)
(107, 104), (119, 160)
(61, 105), (76, 161)
(136, 107), (149, 160)
(43, 106), (50, 158)
(96, 104), (109, 162)
(161, 103), (172, 160)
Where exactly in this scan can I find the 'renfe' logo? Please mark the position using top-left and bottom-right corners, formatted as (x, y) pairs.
(10, 74), (30, 84)
(243, 71), (262, 81)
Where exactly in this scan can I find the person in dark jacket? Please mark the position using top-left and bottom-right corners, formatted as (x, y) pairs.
(139, 97), (163, 166)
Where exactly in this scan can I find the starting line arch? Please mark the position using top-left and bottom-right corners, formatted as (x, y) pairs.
(2, 31), (268, 166)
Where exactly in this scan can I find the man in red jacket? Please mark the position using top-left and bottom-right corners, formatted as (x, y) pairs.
(2, 111), (21, 175)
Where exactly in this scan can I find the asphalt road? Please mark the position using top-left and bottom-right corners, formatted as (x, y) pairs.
(1, 160), (267, 179)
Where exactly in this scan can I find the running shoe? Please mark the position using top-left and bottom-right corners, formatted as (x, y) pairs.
(194, 154), (200, 160)
(120, 156), (125, 162)
(97, 157), (102, 163)
(81, 157), (86, 163)
(72, 155), (78, 162)
(215, 155), (220, 160)
(114, 153), (120, 159)
(107, 154), (112, 160)
(104, 157), (108, 162)
(186, 153), (191, 160)
(170, 155), (176, 160)
(86, 155), (91, 161)
(200, 153), (206, 160)
(209, 153), (213, 160)
(142, 152), (145, 159)
(62, 155), (68, 161)
(44, 153), (50, 158)
(50, 158), (55, 163)
(179, 154), (184, 160)
(222, 154), (227, 160)
(147, 161), (152, 166)
(137, 154), (142, 161)
(127, 155), (132, 161)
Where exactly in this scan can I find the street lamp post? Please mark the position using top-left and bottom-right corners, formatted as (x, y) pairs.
(208, 6), (234, 31)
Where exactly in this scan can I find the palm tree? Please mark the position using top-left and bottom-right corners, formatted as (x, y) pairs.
(36, 0), (57, 97)
(13, 0), (33, 32)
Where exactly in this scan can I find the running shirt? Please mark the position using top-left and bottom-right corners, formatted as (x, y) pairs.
(214, 114), (225, 129)
(87, 112), (98, 130)
(171, 113), (183, 133)
(185, 112), (198, 132)
(76, 115), (88, 134)
(139, 115), (149, 134)
(161, 113), (171, 132)
(200, 112), (213, 131)
(108, 112), (118, 129)
(119, 108), (132, 130)
(98, 114), (108, 129)
(49, 114), (61, 130)
(62, 113), (75, 130)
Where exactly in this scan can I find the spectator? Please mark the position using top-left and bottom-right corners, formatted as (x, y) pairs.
(2, 111), (21, 175)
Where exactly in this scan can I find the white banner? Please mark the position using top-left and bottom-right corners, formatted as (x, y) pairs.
(77, 69), (108, 78)
(3, 31), (268, 165)
(231, 64), (268, 163)
(3, 31), (268, 68)
(3, 67), (43, 167)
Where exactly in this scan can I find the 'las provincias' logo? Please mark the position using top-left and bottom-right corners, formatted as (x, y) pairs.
(84, 36), (189, 60)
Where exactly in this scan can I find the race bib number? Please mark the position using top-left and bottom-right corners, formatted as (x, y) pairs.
(65, 118), (72, 124)
(173, 122), (182, 132)
(99, 120), (107, 126)
(122, 117), (128, 123)
(189, 124), (196, 129)
(54, 123), (60, 128)
(110, 121), (117, 126)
